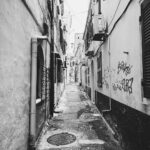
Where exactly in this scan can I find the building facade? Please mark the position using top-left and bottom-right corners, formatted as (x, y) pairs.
(53, 0), (66, 108)
(83, 0), (150, 148)
(0, 0), (65, 149)
(83, 0), (150, 117)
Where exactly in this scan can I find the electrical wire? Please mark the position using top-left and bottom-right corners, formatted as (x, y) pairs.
(108, 0), (132, 36)
(94, 0), (133, 56)
(108, 0), (122, 27)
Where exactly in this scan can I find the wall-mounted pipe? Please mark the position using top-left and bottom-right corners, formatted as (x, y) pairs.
(102, 36), (112, 113)
(29, 38), (38, 149)
(30, 36), (51, 149)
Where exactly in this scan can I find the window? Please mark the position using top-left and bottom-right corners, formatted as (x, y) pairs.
(97, 51), (102, 88)
(141, 0), (150, 98)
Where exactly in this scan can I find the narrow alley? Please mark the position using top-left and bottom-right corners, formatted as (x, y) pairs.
(1, 0), (150, 150)
(36, 84), (121, 150)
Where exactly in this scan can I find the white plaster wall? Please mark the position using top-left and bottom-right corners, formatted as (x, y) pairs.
(0, 0), (44, 149)
(101, 0), (131, 33)
(25, 0), (44, 26)
(97, 0), (150, 115)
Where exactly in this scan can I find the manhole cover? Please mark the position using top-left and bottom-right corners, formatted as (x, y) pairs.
(47, 132), (76, 146)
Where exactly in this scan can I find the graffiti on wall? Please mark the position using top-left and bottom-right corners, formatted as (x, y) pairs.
(117, 61), (132, 76)
(112, 77), (134, 94)
(112, 61), (134, 94)
(102, 67), (109, 89)
(102, 67), (116, 89)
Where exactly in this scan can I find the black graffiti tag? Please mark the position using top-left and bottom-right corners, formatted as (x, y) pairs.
(121, 78), (134, 94)
(117, 61), (132, 76)
(112, 77), (134, 94)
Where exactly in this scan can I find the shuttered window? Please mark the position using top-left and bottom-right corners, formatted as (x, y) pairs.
(141, 0), (150, 98)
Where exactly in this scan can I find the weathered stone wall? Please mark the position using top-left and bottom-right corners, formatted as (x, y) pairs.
(0, 0), (44, 149)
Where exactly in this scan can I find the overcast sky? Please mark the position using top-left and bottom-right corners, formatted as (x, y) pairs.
(64, 0), (90, 34)
(63, 0), (90, 55)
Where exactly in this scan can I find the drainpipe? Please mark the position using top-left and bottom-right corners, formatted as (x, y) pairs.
(102, 36), (112, 112)
(30, 38), (37, 149)
(30, 36), (50, 149)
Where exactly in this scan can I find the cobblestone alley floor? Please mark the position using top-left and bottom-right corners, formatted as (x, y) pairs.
(36, 84), (122, 150)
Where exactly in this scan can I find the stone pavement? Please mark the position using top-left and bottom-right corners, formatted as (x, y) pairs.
(36, 84), (122, 150)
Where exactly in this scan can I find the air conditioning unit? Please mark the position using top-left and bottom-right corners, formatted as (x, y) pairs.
(92, 14), (107, 41)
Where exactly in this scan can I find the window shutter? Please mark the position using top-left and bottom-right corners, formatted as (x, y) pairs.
(141, 0), (150, 98)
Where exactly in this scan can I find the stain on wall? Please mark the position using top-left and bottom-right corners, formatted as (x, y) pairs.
(0, 0), (44, 149)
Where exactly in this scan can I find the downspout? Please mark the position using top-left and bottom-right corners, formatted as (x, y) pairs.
(29, 36), (50, 149)
(101, 36), (115, 135)
(30, 38), (37, 149)
(102, 36), (112, 112)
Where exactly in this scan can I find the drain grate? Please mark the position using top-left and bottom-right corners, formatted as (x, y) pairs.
(47, 132), (76, 146)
